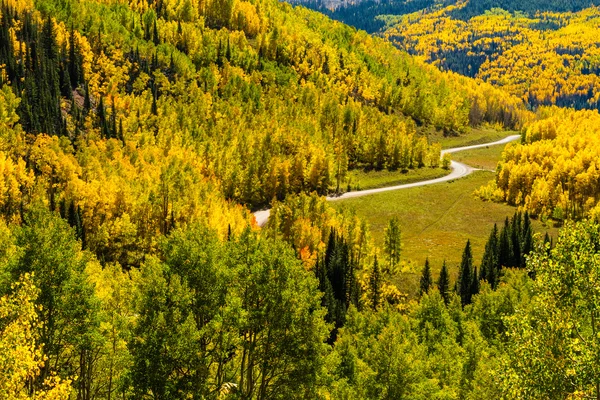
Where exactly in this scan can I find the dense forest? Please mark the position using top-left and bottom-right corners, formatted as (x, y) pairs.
(477, 106), (600, 221)
(1, 0), (599, 398)
(290, 0), (599, 33)
(293, 0), (600, 111)
(383, 4), (600, 110)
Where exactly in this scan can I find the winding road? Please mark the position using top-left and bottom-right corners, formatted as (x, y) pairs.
(253, 134), (521, 227)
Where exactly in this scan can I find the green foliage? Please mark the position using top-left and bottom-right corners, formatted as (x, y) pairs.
(129, 226), (329, 398)
(502, 220), (600, 398)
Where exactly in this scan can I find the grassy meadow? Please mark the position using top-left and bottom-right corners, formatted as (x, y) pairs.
(333, 139), (556, 296)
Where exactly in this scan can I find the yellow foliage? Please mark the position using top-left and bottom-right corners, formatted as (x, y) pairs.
(0, 274), (72, 399)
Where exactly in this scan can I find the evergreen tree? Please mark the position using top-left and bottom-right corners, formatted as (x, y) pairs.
(457, 240), (474, 306)
(498, 217), (512, 268)
(84, 83), (91, 111)
(153, 20), (159, 45)
(384, 217), (401, 271)
(419, 258), (432, 297)
(480, 223), (499, 288)
(470, 266), (480, 298)
(511, 213), (522, 268)
(118, 118), (124, 143)
(369, 256), (381, 310)
(437, 260), (450, 305)
(110, 97), (117, 139)
(68, 27), (81, 88)
(151, 90), (158, 115)
(323, 229), (358, 334)
(521, 211), (534, 268)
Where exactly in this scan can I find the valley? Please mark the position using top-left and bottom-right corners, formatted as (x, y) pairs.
(0, 0), (599, 398)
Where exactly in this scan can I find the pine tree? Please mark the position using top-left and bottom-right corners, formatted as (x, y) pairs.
(118, 118), (124, 143)
(520, 211), (534, 268)
(480, 223), (499, 288)
(369, 256), (381, 310)
(470, 266), (480, 299)
(498, 217), (512, 268)
(437, 260), (450, 305)
(84, 83), (91, 111)
(226, 38), (232, 61)
(68, 27), (81, 88)
(458, 240), (474, 306)
(384, 217), (401, 271)
(511, 213), (522, 268)
(419, 258), (432, 297)
(110, 97), (117, 139)
(153, 20), (159, 45)
(151, 90), (158, 115)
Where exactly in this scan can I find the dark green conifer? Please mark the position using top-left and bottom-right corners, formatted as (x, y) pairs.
(153, 20), (159, 45)
(498, 217), (512, 268)
(419, 258), (432, 297)
(118, 118), (124, 143)
(480, 223), (499, 288)
(511, 213), (522, 268)
(151, 90), (158, 115)
(369, 256), (381, 310)
(470, 266), (480, 298)
(111, 97), (117, 139)
(437, 260), (450, 305)
(458, 240), (474, 306)
(68, 27), (81, 88)
(521, 211), (534, 268)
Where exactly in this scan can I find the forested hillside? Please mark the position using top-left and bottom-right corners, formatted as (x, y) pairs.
(290, 0), (599, 33)
(383, 4), (600, 110)
(1, 0), (597, 398)
(477, 106), (600, 221)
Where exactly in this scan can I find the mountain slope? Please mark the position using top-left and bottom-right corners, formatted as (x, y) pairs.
(383, 5), (600, 110)
(0, 0), (529, 265)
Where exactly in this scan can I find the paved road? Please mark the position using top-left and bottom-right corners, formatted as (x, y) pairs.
(253, 134), (521, 227)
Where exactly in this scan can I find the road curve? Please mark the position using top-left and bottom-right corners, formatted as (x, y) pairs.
(253, 134), (521, 227)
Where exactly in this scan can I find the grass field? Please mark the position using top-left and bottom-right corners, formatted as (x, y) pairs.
(346, 167), (448, 191)
(332, 171), (557, 296)
(451, 144), (507, 171)
(429, 127), (518, 149)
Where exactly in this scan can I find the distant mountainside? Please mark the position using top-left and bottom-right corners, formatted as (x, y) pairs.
(383, 5), (600, 110)
(289, 0), (599, 33)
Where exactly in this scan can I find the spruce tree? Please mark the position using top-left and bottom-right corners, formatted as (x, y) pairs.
(498, 217), (512, 268)
(151, 90), (158, 115)
(437, 260), (450, 305)
(68, 27), (81, 88)
(470, 266), (480, 299)
(521, 211), (534, 268)
(384, 217), (401, 271)
(458, 240), (474, 306)
(419, 258), (432, 297)
(511, 213), (522, 268)
(369, 256), (381, 310)
(84, 83), (91, 111)
(111, 97), (117, 139)
(480, 223), (499, 288)
(153, 20), (159, 45)
(118, 118), (125, 143)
